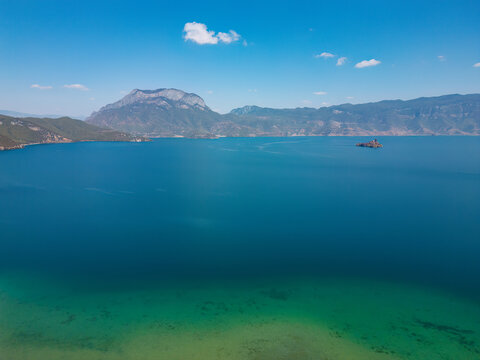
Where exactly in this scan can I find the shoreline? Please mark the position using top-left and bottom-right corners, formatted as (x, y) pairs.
(1, 133), (478, 152)
(0, 138), (150, 151)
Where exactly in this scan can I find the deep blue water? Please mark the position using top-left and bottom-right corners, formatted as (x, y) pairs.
(1, 137), (479, 296)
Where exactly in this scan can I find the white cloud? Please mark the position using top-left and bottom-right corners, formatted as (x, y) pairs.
(315, 52), (335, 59)
(301, 99), (312, 105)
(183, 22), (241, 45)
(473, 62), (480, 68)
(355, 59), (381, 68)
(184, 22), (218, 44)
(438, 55), (446, 61)
(336, 57), (347, 66)
(248, 89), (258, 93)
(217, 30), (240, 44)
(346, 96), (354, 99)
(313, 91), (327, 95)
(31, 84), (52, 90)
(64, 84), (89, 91)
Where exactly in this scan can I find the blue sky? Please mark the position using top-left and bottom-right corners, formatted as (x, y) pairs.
(1, 0), (479, 116)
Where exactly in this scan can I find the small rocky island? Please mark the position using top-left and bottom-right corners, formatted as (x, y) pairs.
(356, 139), (383, 148)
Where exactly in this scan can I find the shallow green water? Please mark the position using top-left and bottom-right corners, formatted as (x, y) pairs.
(1, 136), (479, 359)
(1, 274), (480, 359)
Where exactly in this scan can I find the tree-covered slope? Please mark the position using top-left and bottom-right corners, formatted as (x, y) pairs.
(0, 115), (146, 150)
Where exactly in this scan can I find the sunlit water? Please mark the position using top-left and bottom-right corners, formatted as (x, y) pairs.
(1, 137), (479, 359)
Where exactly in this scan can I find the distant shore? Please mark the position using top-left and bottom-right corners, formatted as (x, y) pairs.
(0, 138), (149, 151)
(3, 133), (479, 152)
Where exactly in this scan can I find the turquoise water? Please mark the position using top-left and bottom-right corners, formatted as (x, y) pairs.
(1, 136), (480, 359)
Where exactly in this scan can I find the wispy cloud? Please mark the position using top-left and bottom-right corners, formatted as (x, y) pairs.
(64, 84), (89, 91)
(31, 84), (52, 90)
(336, 57), (347, 66)
(355, 59), (381, 68)
(248, 89), (258, 93)
(346, 96), (354, 99)
(315, 52), (335, 59)
(473, 62), (480, 68)
(217, 30), (240, 44)
(438, 55), (446, 61)
(313, 91), (327, 95)
(183, 22), (241, 45)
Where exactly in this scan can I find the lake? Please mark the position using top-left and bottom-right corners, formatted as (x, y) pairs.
(1, 136), (479, 359)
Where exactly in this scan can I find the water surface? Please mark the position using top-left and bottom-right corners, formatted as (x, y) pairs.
(1, 137), (479, 359)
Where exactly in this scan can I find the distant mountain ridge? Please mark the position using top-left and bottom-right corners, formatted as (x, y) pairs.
(0, 110), (87, 120)
(87, 91), (480, 137)
(228, 94), (480, 136)
(0, 115), (146, 150)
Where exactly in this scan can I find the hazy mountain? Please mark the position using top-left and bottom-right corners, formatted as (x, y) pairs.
(87, 91), (480, 137)
(0, 115), (146, 150)
(229, 94), (480, 136)
(0, 110), (87, 120)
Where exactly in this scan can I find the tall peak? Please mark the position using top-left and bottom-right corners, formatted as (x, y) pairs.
(96, 88), (208, 112)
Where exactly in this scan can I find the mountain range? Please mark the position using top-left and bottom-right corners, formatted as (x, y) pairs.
(0, 115), (145, 150)
(86, 90), (480, 137)
(2, 89), (479, 150)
